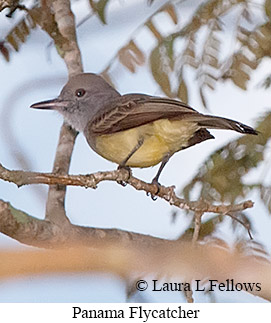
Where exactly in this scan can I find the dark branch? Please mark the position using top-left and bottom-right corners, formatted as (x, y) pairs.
(0, 199), (169, 248)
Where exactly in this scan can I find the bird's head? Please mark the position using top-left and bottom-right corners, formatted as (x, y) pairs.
(30, 73), (120, 132)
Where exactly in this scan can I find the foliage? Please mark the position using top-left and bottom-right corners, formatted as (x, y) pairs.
(182, 112), (271, 209)
(171, 112), (271, 243)
(0, 0), (23, 15)
(102, 0), (271, 107)
(0, 2), (70, 60)
(89, 0), (110, 24)
(2, 1), (271, 98)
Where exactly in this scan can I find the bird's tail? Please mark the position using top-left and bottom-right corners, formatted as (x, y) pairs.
(195, 115), (258, 135)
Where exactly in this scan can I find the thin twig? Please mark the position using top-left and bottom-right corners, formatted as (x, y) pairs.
(184, 210), (203, 303)
(192, 211), (203, 244)
(226, 212), (253, 240)
(0, 163), (254, 215)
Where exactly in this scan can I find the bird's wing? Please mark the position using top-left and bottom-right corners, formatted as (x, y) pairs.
(89, 94), (198, 135)
(89, 94), (257, 136)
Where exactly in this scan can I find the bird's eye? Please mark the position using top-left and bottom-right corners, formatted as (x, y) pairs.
(75, 88), (86, 97)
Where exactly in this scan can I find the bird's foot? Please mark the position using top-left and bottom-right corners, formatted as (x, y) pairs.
(117, 165), (131, 187)
(146, 178), (161, 201)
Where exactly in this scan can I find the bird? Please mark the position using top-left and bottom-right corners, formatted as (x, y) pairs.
(30, 73), (257, 191)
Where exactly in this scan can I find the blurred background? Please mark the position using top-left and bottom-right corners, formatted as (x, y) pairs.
(0, 0), (271, 302)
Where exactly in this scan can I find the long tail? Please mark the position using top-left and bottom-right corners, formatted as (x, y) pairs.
(195, 115), (258, 135)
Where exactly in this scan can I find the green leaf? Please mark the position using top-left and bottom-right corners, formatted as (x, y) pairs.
(90, 0), (110, 24)
(96, 0), (110, 24)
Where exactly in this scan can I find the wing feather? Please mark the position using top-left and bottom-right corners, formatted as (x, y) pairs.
(89, 94), (257, 136)
(90, 94), (197, 135)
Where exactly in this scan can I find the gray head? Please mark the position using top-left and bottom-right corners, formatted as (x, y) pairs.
(30, 73), (120, 132)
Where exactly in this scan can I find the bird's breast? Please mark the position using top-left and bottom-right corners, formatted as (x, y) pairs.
(93, 119), (199, 167)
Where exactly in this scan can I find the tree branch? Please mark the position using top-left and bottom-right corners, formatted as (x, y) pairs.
(0, 199), (170, 248)
(0, 163), (254, 216)
(51, 0), (83, 76)
(0, 199), (269, 301)
(44, 0), (83, 226)
(44, 124), (77, 226)
(0, 240), (270, 301)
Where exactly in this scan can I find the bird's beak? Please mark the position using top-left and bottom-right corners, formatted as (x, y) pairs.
(30, 98), (70, 110)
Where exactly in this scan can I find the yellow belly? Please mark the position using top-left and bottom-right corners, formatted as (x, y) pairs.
(94, 119), (198, 167)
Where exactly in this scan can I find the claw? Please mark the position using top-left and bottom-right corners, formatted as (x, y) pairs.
(117, 165), (131, 186)
(146, 179), (160, 200)
(117, 180), (127, 187)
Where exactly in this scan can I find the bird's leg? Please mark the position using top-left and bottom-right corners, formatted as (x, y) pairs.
(117, 138), (144, 186)
(119, 138), (144, 167)
(147, 153), (172, 200)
